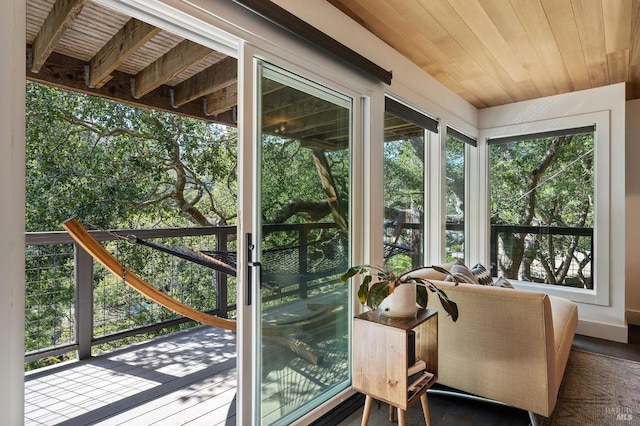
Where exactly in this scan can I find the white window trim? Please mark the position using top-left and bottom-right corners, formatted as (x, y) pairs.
(477, 111), (609, 306)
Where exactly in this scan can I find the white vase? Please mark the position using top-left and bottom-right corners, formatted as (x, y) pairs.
(379, 284), (417, 318)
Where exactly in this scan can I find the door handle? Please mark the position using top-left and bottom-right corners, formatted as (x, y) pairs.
(245, 233), (262, 306)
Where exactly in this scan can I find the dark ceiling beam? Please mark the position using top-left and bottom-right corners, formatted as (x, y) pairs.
(30, 0), (88, 73)
(88, 18), (161, 88)
(205, 85), (238, 116)
(172, 56), (238, 108)
(232, 0), (392, 85)
(132, 40), (213, 99)
(26, 48), (236, 127)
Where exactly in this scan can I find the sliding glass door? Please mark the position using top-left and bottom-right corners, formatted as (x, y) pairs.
(246, 60), (353, 425)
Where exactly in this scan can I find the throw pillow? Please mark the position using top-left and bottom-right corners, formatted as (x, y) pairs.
(493, 276), (514, 288)
(471, 263), (493, 285)
(445, 259), (479, 284)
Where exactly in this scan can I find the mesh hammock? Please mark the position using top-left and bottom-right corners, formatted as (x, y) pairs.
(133, 235), (412, 287)
(134, 237), (238, 276)
(132, 233), (352, 290)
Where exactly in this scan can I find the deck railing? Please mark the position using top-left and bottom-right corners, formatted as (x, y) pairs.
(446, 223), (593, 288)
(24, 223), (345, 367)
(26, 221), (592, 366)
(489, 224), (593, 288)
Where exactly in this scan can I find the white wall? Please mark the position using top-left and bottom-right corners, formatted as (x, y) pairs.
(479, 84), (628, 342)
(1, 0), (26, 422)
(626, 99), (640, 326)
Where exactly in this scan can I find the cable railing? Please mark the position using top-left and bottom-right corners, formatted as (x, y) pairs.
(25, 221), (592, 368)
(446, 223), (593, 289)
(490, 224), (593, 288)
(24, 223), (346, 368)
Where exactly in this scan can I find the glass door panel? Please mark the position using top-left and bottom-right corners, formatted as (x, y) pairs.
(256, 62), (352, 425)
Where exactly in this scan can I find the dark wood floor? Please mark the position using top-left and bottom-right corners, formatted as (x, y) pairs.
(333, 326), (640, 426)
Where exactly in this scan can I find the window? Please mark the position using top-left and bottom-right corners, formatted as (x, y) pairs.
(488, 126), (594, 289)
(445, 128), (475, 263)
(383, 97), (437, 269)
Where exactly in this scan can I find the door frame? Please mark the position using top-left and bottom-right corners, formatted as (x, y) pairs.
(238, 41), (379, 424)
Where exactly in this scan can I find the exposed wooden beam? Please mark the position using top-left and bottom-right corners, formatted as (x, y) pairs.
(172, 57), (238, 108)
(205, 85), (238, 116)
(88, 18), (161, 88)
(31, 0), (88, 73)
(26, 48), (236, 127)
(133, 40), (213, 99)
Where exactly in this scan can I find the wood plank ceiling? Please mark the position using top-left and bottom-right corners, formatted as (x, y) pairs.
(327, 0), (640, 108)
(25, 0), (640, 137)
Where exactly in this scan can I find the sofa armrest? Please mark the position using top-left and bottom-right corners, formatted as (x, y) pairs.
(548, 295), (578, 403)
(426, 281), (570, 416)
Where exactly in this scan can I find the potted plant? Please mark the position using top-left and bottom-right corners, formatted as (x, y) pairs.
(341, 264), (459, 321)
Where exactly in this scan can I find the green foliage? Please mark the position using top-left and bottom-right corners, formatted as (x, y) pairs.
(490, 134), (593, 227)
(445, 135), (465, 220)
(25, 81), (353, 369)
(384, 138), (424, 212)
(26, 82), (238, 232)
(25, 82), (243, 367)
(383, 133), (425, 267)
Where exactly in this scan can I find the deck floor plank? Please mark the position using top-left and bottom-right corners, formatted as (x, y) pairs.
(25, 326), (237, 426)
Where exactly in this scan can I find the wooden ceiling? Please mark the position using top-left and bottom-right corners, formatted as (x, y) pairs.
(26, 0), (639, 136)
(328, 0), (640, 108)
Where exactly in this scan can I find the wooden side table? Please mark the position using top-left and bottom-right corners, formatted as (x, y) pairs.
(352, 308), (438, 426)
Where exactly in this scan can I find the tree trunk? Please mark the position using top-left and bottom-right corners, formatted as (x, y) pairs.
(504, 136), (565, 279)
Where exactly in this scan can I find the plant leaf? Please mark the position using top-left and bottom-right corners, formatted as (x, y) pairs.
(367, 281), (391, 310)
(432, 286), (459, 321)
(340, 266), (359, 282)
(357, 281), (369, 305)
(431, 265), (450, 275)
(416, 284), (428, 308)
(340, 264), (370, 282)
(356, 274), (373, 305)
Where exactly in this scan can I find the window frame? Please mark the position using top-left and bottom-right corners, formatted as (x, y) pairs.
(478, 111), (609, 306)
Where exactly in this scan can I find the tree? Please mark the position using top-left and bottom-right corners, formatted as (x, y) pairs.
(26, 82), (239, 232)
(489, 133), (594, 286)
(383, 135), (424, 269)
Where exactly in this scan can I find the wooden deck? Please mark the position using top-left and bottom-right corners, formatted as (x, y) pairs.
(25, 326), (238, 426)
(24, 289), (350, 425)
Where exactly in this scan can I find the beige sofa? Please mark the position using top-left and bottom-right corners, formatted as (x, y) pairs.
(407, 266), (578, 419)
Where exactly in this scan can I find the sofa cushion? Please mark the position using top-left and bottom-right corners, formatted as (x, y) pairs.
(471, 263), (493, 285)
(493, 276), (515, 288)
(446, 260), (480, 284)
